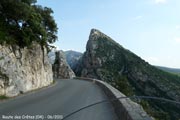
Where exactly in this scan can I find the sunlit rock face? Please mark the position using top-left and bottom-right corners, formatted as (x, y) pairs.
(0, 44), (53, 97)
(74, 29), (180, 119)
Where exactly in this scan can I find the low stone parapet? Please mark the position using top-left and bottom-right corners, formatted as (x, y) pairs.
(75, 77), (154, 120)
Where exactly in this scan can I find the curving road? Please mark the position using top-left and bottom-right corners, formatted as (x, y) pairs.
(0, 79), (118, 120)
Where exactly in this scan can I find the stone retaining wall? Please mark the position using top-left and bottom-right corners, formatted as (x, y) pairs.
(75, 77), (154, 120)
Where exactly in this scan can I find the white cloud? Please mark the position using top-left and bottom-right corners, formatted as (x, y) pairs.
(176, 25), (180, 30)
(175, 37), (180, 43)
(49, 44), (60, 52)
(155, 0), (167, 4)
(133, 16), (143, 20)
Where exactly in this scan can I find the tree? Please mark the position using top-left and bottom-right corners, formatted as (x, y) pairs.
(0, 0), (58, 49)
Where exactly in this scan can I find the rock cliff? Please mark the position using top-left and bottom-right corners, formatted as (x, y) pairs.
(53, 50), (75, 79)
(74, 29), (180, 120)
(0, 44), (53, 97)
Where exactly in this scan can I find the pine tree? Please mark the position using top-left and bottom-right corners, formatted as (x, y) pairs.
(0, 0), (58, 48)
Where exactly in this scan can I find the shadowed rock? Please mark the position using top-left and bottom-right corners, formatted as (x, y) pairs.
(74, 28), (180, 120)
(53, 50), (75, 79)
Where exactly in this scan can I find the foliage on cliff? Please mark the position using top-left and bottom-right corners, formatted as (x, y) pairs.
(74, 29), (180, 120)
(0, 0), (57, 48)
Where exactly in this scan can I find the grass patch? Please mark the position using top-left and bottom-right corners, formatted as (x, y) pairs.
(0, 56), (4, 61)
(53, 80), (55, 84)
(0, 95), (8, 100)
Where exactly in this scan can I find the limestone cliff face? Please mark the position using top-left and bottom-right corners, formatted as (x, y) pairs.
(53, 51), (75, 79)
(0, 44), (53, 97)
(75, 29), (127, 80)
(74, 29), (180, 119)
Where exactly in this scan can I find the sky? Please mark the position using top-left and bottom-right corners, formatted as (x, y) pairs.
(37, 0), (180, 68)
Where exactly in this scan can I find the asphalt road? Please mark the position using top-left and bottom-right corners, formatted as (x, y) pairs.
(0, 79), (118, 120)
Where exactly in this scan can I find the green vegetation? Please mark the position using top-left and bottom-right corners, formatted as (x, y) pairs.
(0, 95), (8, 100)
(155, 66), (180, 77)
(52, 79), (56, 84)
(137, 100), (170, 120)
(156, 66), (180, 76)
(0, 71), (9, 81)
(0, 56), (4, 61)
(86, 35), (180, 120)
(0, 0), (57, 49)
(176, 73), (180, 76)
(113, 75), (134, 96)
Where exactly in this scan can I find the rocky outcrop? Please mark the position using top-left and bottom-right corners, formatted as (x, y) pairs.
(74, 29), (180, 120)
(53, 50), (75, 79)
(0, 44), (53, 97)
(49, 50), (83, 71)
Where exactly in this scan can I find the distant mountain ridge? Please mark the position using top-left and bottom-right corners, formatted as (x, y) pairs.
(74, 29), (180, 120)
(156, 66), (180, 75)
(64, 50), (83, 70)
(48, 50), (83, 70)
(48, 51), (56, 64)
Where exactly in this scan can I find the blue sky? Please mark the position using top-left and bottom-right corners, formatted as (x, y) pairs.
(37, 0), (180, 68)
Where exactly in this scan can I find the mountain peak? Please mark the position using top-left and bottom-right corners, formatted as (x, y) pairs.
(88, 29), (123, 50)
(75, 29), (180, 119)
(90, 28), (101, 34)
(89, 28), (109, 40)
